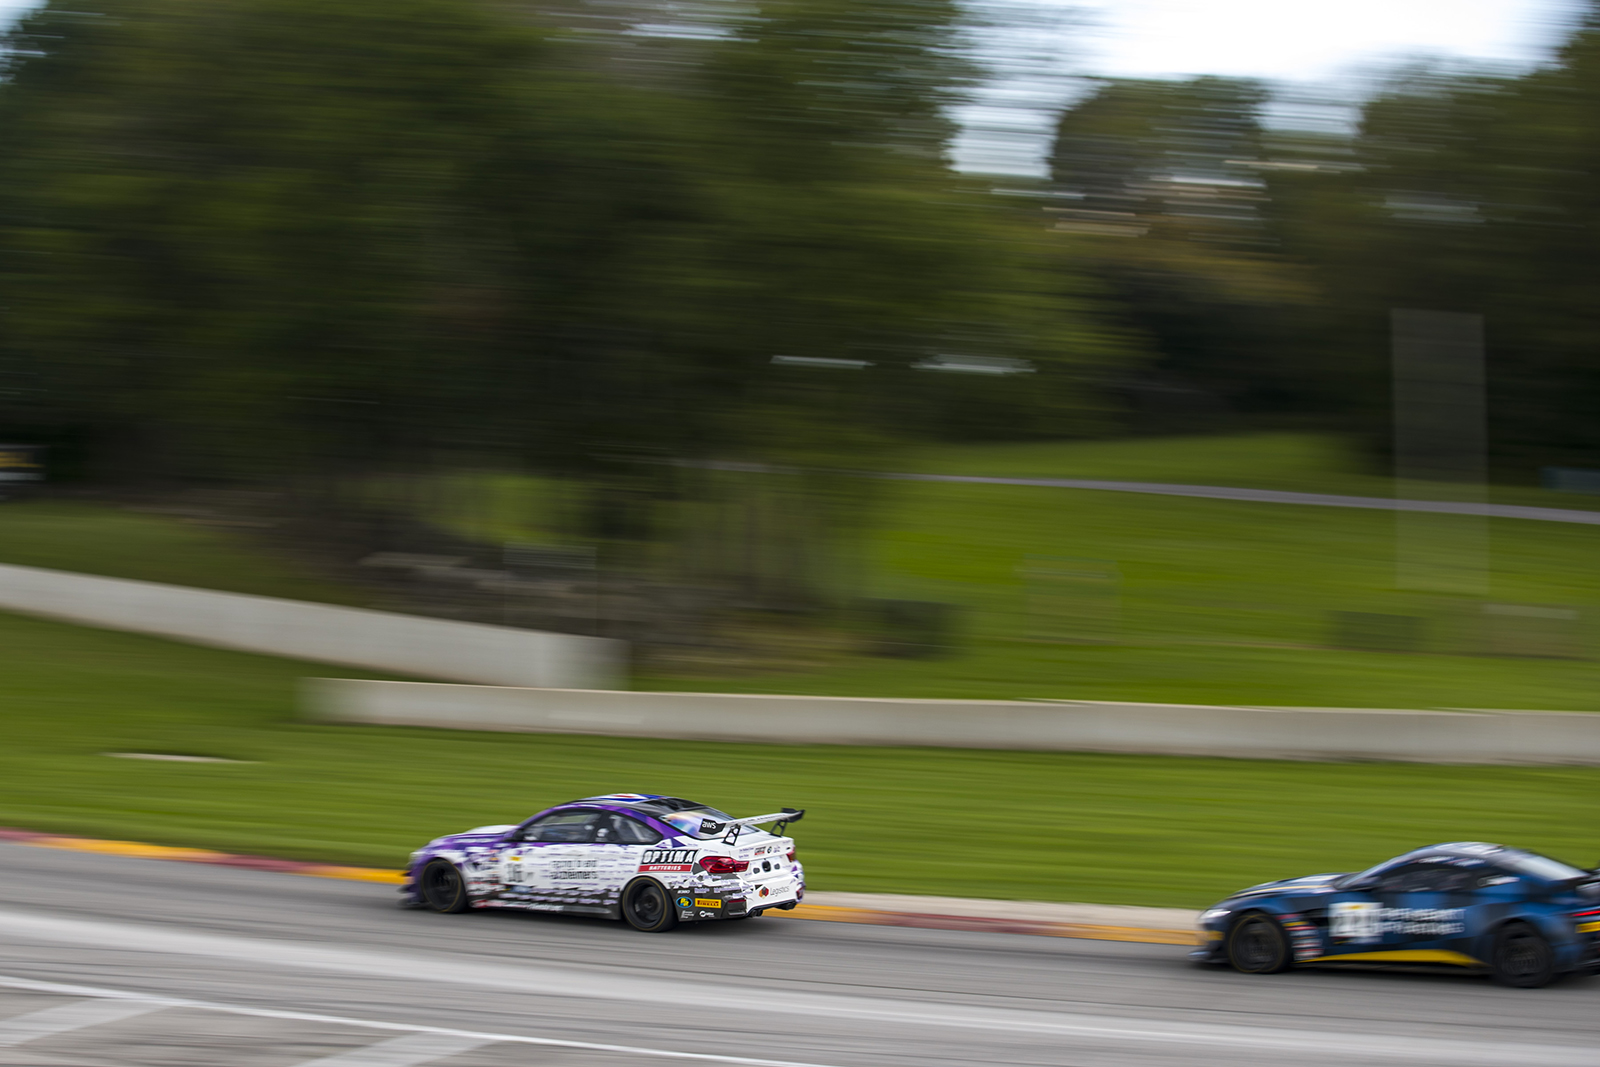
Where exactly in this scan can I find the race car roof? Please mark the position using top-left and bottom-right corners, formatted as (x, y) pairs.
(581, 793), (704, 812)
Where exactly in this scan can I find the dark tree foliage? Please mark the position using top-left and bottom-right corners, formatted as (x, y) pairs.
(1046, 3), (1600, 473)
(0, 0), (1124, 490)
(1047, 77), (1320, 428)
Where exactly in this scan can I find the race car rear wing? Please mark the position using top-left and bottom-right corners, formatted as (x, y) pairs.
(722, 807), (805, 843)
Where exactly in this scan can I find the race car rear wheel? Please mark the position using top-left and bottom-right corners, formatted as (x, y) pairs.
(622, 879), (678, 933)
(1492, 922), (1555, 988)
(1227, 913), (1291, 974)
(419, 859), (469, 914)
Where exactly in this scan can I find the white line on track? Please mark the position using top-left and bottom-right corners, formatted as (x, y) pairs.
(287, 1031), (498, 1066)
(0, 997), (164, 1047)
(0, 975), (844, 1067)
(0, 908), (1592, 1065)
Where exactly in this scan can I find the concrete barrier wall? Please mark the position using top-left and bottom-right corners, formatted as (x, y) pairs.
(305, 679), (1600, 764)
(0, 563), (624, 690)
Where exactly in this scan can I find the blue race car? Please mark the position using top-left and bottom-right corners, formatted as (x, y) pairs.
(1193, 842), (1600, 987)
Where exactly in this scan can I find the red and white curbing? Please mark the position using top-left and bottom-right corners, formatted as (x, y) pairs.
(0, 828), (1200, 945)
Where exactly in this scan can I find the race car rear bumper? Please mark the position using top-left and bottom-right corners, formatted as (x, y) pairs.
(675, 889), (749, 922)
(675, 882), (803, 922)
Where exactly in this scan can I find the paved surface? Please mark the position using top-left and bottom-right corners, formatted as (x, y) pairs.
(878, 471), (1600, 526)
(0, 842), (1596, 1067)
(0, 826), (1199, 942)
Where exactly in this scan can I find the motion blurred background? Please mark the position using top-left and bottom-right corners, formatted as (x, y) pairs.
(2, 0), (1600, 902)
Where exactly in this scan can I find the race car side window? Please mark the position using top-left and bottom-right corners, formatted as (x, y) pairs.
(1387, 864), (1473, 893)
(602, 813), (662, 845)
(516, 809), (603, 843)
(1373, 863), (1430, 892)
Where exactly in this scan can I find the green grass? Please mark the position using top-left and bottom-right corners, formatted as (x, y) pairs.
(4, 608), (1599, 908)
(0, 500), (365, 604)
(7, 435), (1600, 709)
(642, 443), (1600, 707)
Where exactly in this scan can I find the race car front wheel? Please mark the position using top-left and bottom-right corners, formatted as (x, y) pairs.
(420, 859), (469, 914)
(1492, 922), (1555, 988)
(1227, 913), (1291, 974)
(622, 879), (678, 933)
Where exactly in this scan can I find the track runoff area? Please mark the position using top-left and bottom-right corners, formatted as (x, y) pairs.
(1, 836), (1599, 1066)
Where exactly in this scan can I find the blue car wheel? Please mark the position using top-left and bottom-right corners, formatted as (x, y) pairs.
(1228, 913), (1291, 975)
(1492, 922), (1555, 988)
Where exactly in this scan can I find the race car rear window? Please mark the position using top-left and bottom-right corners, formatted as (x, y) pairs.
(655, 806), (737, 839)
(1499, 850), (1588, 882)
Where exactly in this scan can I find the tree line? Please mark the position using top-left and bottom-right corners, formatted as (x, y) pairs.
(1049, 4), (1600, 475)
(2, 0), (1599, 495)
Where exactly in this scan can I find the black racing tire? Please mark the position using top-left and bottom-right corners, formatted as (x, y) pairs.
(1492, 922), (1556, 988)
(1227, 912), (1292, 975)
(622, 879), (678, 933)
(419, 859), (469, 914)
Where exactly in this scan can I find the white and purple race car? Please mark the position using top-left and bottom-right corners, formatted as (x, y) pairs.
(402, 793), (805, 932)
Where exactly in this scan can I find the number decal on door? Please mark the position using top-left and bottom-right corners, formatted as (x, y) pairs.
(1329, 901), (1381, 943)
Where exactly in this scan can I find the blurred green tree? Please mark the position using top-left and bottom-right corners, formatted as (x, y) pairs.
(0, 0), (1127, 497)
(1047, 77), (1321, 429)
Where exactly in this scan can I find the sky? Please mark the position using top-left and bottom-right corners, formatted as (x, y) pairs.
(0, 0), (1587, 172)
(953, 0), (1585, 173)
(1082, 0), (1581, 81)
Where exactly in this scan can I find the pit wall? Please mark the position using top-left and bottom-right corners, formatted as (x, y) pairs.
(305, 679), (1600, 764)
(0, 562), (624, 690)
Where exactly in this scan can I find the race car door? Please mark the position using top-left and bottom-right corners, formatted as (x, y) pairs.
(539, 810), (665, 910)
(498, 808), (605, 905)
(590, 811), (665, 905)
(1325, 863), (1423, 954)
(1327, 861), (1467, 956)
(1371, 861), (1473, 955)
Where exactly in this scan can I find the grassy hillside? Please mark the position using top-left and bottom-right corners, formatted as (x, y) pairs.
(0, 500), (365, 605)
(2, 608), (1597, 907)
(4, 435), (1600, 708)
(644, 434), (1600, 708)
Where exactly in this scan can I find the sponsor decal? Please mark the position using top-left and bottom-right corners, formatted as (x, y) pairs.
(759, 886), (770, 898)
(548, 856), (602, 881)
(1578, 920), (1600, 934)
(693, 897), (722, 909)
(640, 848), (697, 874)
(676, 896), (693, 908)
(1331, 902), (1465, 943)
(699, 910), (718, 919)
(1280, 911), (1322, 961)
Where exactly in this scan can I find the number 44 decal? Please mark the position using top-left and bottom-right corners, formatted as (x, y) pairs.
(1329, 901), (1382, 943)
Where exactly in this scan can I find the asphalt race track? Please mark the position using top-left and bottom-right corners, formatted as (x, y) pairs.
(0, 843), (1596, 1067)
